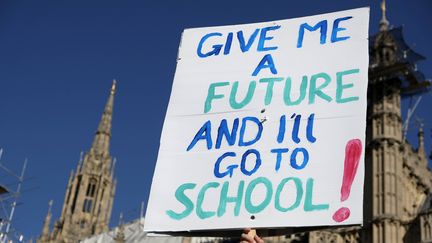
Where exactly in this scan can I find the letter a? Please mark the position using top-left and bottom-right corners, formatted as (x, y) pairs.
(252, 54), (278, 76)
(187, 120), (213, 151)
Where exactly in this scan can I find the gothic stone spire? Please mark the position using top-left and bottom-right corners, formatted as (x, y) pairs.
(90, 80), (116, 157)
(40, 200), (53, 242)
(380, 0), (390, 31)
(39, 81), (117, 243)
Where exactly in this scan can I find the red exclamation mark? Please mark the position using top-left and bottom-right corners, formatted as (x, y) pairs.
(332, 139), (362, 223)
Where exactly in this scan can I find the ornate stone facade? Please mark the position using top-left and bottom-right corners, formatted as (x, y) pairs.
(262, 3), (432, 243)
(38, 82), (117, 243)
(39, 3), (432, 243)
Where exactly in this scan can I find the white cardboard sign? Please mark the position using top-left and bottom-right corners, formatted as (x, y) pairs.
(145, 7), (369, 232)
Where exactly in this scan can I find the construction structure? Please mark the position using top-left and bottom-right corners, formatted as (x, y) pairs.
(0, 149), (28, 243)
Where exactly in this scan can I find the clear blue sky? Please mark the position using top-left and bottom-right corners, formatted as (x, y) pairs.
(0, 0), (430, 240)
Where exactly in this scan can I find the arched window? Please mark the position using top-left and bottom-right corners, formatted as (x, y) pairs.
(83, 198), (93, 213)
(86, 179), (97, 197)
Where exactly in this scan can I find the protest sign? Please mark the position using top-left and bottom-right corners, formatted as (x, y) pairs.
(145, 7), (369, 232)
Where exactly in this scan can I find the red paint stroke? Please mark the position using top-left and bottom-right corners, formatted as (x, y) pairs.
(332, 207), (350, 222)
(340, 139), (362, 202)
(332, 139), (362, 223)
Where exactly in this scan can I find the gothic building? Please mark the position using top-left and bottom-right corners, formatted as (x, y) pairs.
(39, 2), (432, 243)
(277, 2), (432, 243)
(38, 81), (117, 243)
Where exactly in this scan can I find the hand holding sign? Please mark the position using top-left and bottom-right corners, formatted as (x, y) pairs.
(241, 229), (264, 243)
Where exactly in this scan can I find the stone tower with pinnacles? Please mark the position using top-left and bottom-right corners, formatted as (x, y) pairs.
(37, 2), (432, 243)
(295, 1), (432, 242)
(38, 81), (117, 243)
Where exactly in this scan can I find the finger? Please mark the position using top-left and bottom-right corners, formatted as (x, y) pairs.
(247, 229), (257, 238)
(241, 233), (255, 243)
(254, 235), (265, 243)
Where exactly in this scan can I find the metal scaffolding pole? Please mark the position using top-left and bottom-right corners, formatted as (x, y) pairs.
(0, 149), (28, 243)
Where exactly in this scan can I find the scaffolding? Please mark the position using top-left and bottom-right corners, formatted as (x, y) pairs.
(369, 26), (431, 141)
(0, 149), (27, 243)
